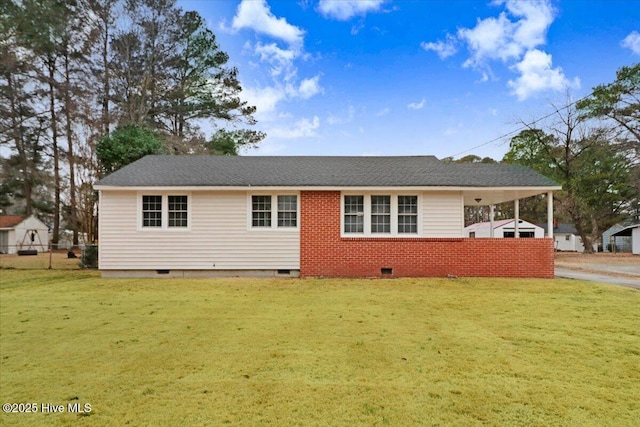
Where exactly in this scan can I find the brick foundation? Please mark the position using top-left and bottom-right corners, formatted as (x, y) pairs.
(300, 191), (554, 278)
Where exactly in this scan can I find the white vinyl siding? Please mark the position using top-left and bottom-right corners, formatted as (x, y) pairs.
(99, 191), (299, 270)
(422, 192), (464, 237)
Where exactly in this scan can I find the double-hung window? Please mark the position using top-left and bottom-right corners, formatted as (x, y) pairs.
(397, 196), (418, 234)
(141, 194), (189, 229)
(344, 195), (364, 233)
(251, 195), (298, 229)
(343, 194), (419, 236)
(252, 196), (272, 227)
(142, 195), (163, 228)
(277, 195), (297, 227)
(371, 196), (391, 233)
(168, 195), (188, 228)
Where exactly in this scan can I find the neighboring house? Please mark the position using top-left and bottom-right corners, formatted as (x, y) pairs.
(56, 230), (90, 250)
(0, 215), (50, 254)
(464, 219), (544, 238)
(94, 155), (561, 278)
(603, 223), (633, 252)
(538, 223), (585, 252)
(611, 224), (640, 255)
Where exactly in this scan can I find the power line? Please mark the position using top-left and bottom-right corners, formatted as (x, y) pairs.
(447, 91), (596, 159)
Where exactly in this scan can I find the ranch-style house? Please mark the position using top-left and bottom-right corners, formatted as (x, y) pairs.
(94, 155), (561, 278)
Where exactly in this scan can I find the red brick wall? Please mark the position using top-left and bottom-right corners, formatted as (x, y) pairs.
(300, 191), (554, 278)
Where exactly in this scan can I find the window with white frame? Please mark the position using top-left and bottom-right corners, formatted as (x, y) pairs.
(168, 195), (188, 228)
(343, 194), (419, 236)
(251, 194), (298, 229)
(142, 195), (163, 227)
(344, 195), (364, 233)
(398, 195), (418, 234)
(277, 195), (297, 227)
(252, 195), (272, 227)
(371, 195), (391, 233)
(141, 194), (189, 229)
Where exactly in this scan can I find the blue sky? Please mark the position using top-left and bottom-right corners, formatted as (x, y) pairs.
(178, 0), (639, 160)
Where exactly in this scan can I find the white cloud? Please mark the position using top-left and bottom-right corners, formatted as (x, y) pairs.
(421, 34), (458, 59)
(232, 0), (304, 46)
(269, 116), (320, 139)
(622, 31), (640, 55)
(254, 42), (298, 79)
(459, 12), (519, 66)
(423, 0), (577, 100)
(297, 75), (323, 99)
(242, 86), (286, 118)
(318, 0), (386, 21)
(407, 98), (426, 110)
(507, 49), (580, 100)
(327, 106), (356, 125)
(350, 22), (365, 35)
(375, 107), (390, 117)
(459, 0), (555, 67)
(233, 0), (323, 122)
(243, 76), (324, 120)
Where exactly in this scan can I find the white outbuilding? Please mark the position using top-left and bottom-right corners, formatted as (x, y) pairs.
(464, 218), (544, 238)
(0, 215), (50, 254)
(538, 223), (586, 252)
(611, 224), (640, 255)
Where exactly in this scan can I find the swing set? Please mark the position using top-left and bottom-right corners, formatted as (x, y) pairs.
(17, 229), (44, 256)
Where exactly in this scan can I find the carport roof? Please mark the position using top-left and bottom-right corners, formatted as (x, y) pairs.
(611, 224), (640, 237)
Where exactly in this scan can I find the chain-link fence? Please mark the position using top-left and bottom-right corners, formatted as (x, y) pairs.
(0, 243), (98, 270)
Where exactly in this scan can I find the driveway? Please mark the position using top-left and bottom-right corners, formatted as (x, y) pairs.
(555, 267), (640, 289)
(554, 253), (640, 290)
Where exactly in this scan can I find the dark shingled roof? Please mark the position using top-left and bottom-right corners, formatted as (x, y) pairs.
(95, 155), (559, 188)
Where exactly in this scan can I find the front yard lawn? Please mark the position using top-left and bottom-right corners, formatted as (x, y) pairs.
(1, 271), (638, 426)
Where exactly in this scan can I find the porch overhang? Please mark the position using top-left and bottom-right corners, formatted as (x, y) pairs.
(462, 186), (561, 206)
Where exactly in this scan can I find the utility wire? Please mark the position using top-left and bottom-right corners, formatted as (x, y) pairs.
(447, 91), (597, 159)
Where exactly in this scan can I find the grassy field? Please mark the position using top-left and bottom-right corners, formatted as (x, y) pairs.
(0, 252), (81, 270)
(1, 271), (638, 426)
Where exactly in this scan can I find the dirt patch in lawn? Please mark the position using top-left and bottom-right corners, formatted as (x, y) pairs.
(555, 252), (640, 279)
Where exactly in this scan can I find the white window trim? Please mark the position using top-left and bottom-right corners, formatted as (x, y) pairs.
(341, 193), (422, 237)
(137, 192), (191, 231)
(247, 192), (300, 231)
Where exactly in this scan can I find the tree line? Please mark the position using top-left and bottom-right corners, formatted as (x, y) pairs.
(448, 64), (639, 252)
(1, 0), (262, 246)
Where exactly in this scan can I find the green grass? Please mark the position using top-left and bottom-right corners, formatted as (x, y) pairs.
(1, 271), (638, 426)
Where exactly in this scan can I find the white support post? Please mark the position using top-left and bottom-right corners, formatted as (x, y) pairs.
(489, 205), (495, 238)
(547, 191), (554, 239)
(514, 199), (520, 238)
